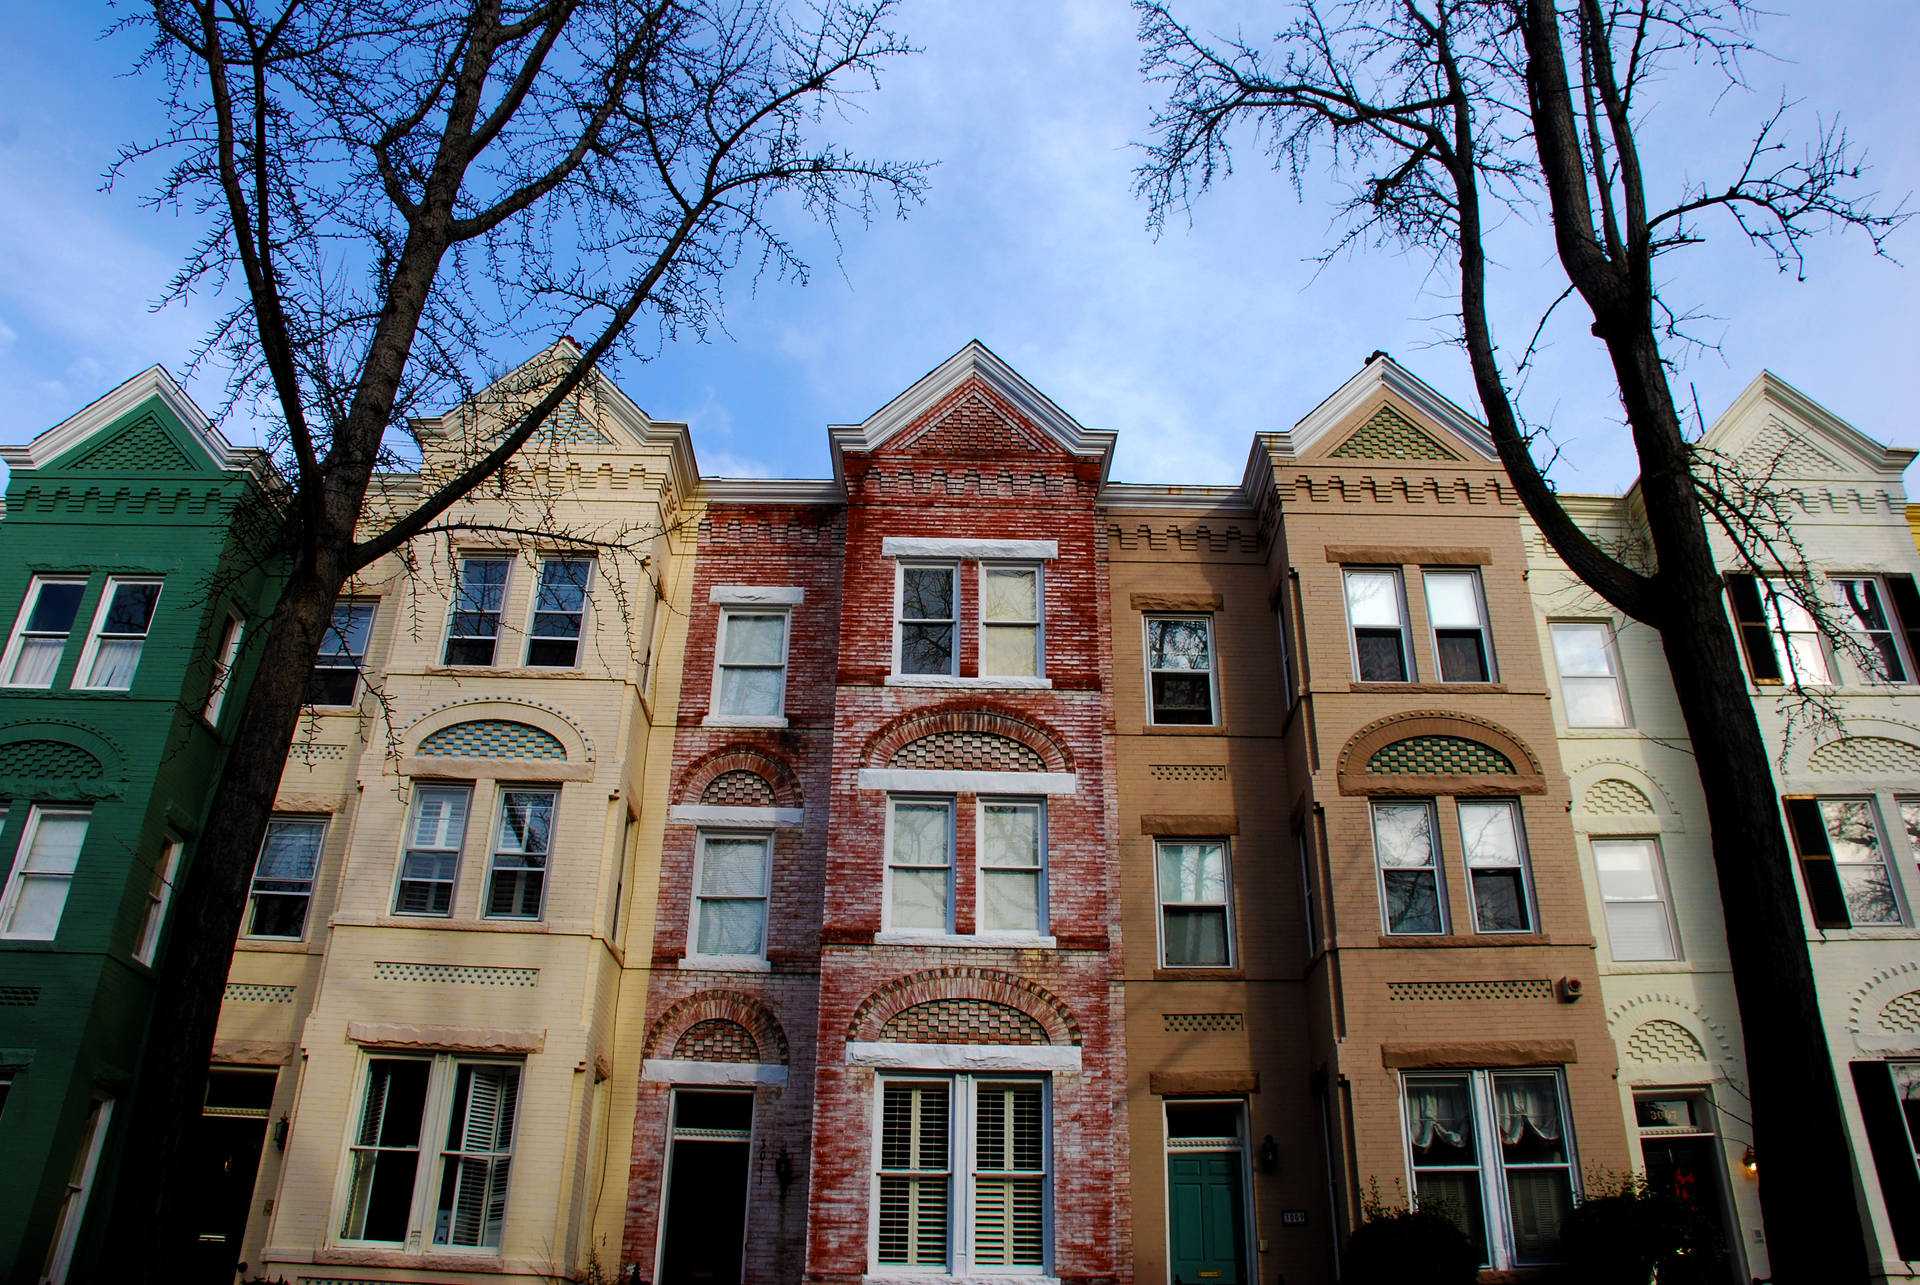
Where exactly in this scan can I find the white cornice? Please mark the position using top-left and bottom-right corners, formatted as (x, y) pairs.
(697, 477), (845, 505)
(1, 365), (252, 472)
(1289, 355), (1498, 461)
(828, 340), (1117, 488)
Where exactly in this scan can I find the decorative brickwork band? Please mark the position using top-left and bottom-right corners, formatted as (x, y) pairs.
(643, 989), (790, 1065)
(676, 746), (801, 809)
(1326, 403), (1460, 461)
(880, 999), (1049, 1045)
(1336, 711), (1545, 796)
(847, 967), (1081, 1046)
(889, 731), (1045, 772)
(417, 719), (567, 760)
(864, 705), (1071, 773)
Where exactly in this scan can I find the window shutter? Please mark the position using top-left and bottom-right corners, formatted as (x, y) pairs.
(1850, 1061), (1920, 1259)
(1783, 797), (1851, 929)
(1725, 575), (1782, 683)
(1884, 576), (1920, 680)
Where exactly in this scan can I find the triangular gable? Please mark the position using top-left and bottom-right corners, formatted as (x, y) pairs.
(1325, 403), (1462, 462)
(1, 366), (247, 475)
(1700, 371), (1912, 482)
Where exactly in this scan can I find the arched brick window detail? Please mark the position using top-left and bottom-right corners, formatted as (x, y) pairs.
(643, 990), (790, 1064)
(673, 1019), (760, 1063)
(675, 746), (800, 809)
(1336, 711), (1545, 796)
(848, 967), (1081, 1046)
(863, 706), (1070, 773)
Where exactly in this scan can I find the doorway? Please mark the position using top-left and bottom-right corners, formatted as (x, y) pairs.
(1165, 1100), (1250, 1285)
(185, 1068), (276, 1282)
(659, 1089), (754, 1285)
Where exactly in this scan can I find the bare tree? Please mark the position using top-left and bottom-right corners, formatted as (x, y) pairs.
(102, 0), (924, 1268)
(1134, 1), (1905, 1280)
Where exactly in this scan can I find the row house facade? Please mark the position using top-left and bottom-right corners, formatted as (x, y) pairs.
(1526, 371), (1920, 1283)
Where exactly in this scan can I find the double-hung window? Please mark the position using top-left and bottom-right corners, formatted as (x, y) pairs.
(1145, 615), (1216, 724)
(979, 801), (1045, 934)
(1549, 621), (1630, 726)
(876, 1076), (1049, 1273)
(1591, 837), (1680, 960)
(526, 557), (591, 667)
(1156, 839), (1233, 966)
(245, 817), (327, 939)
(444, 556), (510, 666)
(1459, 800), (1533, 933)
(76, 578), (162, 690)
(309, 601), (376, 706)
(204, 614), (245, 724)
(341, 1055), (521, 1251)
(1425, 569), (1495, 682)
(485, 788), (555, 919)
(134, 837), (184, 964)
(1373, 800), (1445, 935)
(397, 785), (470, 916)
(1784, 796), (1903, 928)
(691, 831), (772, 963)
(981, 565), (1041, 678)
(1346, 569), (1411, 682)
(1402, 1070), (1575, 1268)
(887, 797), (955, 931)
(0, 806), (90, 940)
(2, 576), (87, 687)
(899, 564), (958, 676)
(715, 611), (790, 719)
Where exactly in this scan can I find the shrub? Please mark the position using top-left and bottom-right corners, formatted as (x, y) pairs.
(1557, 1172), (1730, 1285)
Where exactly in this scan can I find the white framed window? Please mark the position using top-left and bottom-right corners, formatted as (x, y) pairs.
(396, 784), (471, 916)
(1156, 839), (1234, 967)
(203, 613), (245, 725)
(484, 787), (555, 919)
(1832, 576), (1913, 683)
(1591, 837), (1680, 960)
(875, 1075), (1050, 1274)
(1549, 621), (1630, 726)
(308, 600), (376, 706)
(42, 1093), (113, 1284)
(1372, 800), (1445, 935)
(339, 1055), (521, 1251)
(887, 797), (955, 931)
(978, 800), (1045, 935)
(1425, 568), (1496, 683)
(245, 816), (327, 939)
(690, 831), (772, 964)
(1401, 1069), (1575, 1268)
(0, 806), (90, 940)
(714, 609), (791, 719)
(74, 577), (163, 691)
(526, 557), (592, 667)
(444, 555), (511, 666)
(134, 836), (184, 965)
(1144, 615), (1216, 725)
(980, 564), (1042, 678)
(1459, 800), (1533, 933)
(1345, 568), (1412, 682)
(2, 576), (87, 688)
(898, 563), (959, 676)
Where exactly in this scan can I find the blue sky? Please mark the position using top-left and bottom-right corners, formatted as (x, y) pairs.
(1, 2), (1915, 491)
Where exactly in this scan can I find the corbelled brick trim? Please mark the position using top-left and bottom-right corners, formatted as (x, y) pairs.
(703, 769), (777, 807)
(847, 967), (1082, 1046)
(675, 745), (801, 809)
(863, 704), (1072, 773)
(643, 989), (790, 1064)
(880, 999), (1049, 1045)
(1335, 710), (1546, 796)
(890, 731), (1044, 772)
(674, 1018), (760, 1063)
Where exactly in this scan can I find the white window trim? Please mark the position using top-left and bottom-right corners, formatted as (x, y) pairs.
(0, 804), (91, 942)
(521, 556), (595, 669)
(706, 605), (793, 728)
(895, 560), (960, 679)
(2, 575), (88, 689)
(977, 563), (1045, 682)
(882, 537), (1058, 561)
(1343, 566), (1415, 683)
(203, 612), (245, 725)
(1153, 837), (1237, 970)
(1548, 619), (1633, 728)
(72, 575), (164, 691)
(885, 795), (957, 934)
(1460, 798), (1537, 935)
(684, 828), (774, 969)
(1142, 613), (1219, 727)
(1590, 835), (1682, 962)
(975, 798), (1047, 938)
(441, 554), (513, 668)
(1372, 798), (1449, 936)
(1423, 567), (1498, 684)
(867, 1073), (1056, 1278)
(134, 836), (185, 965)
(245, 815), (329, 941)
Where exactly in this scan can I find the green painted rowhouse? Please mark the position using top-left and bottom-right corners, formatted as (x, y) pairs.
(0, 367), (280, 1283)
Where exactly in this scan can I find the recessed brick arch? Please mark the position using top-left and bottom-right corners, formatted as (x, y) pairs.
(862, 704), (1071, 773)
(1336, 710), (1545, 796)
(674, 746), (801, 809)
(847, 967), (1081, 1046)
(643, 989), (789, 1064)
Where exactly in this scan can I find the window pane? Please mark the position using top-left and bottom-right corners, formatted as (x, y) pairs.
(1425, 572), (1483, 629)
(1550, 623), (1616, 677)
(1156, 842), (1226, 903)
(1562, 675), (1627, 726)
(902, 568), (954, 620)
(982, 625), (1038, 676)
(700, 838), (769, 895)
(890, 869), (949, 929)
(697, 899), (768, 956)
(721, 615), (785, 665)
(984, 569), (1036, 621)
(1162, 906), (1229, 965)
(892, 805), (950, 866)
(1147, 618), (1211, 670)
(718, 667), (784, 717)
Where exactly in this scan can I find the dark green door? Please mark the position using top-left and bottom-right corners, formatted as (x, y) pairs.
(1167, 1152), (1247, 1285)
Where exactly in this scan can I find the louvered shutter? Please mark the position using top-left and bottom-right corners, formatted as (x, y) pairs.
(1726, 575), (1783, 683)
(1784, 797), (1852, 929)
(1851, 1061), (1920, 1259)
(878, 1082), (950, 1267)
(1884, 576), (1920, 681)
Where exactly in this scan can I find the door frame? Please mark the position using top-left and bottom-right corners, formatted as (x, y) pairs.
(1161, 1097), (1257, 1285)
(654, 1086), (757, 1285)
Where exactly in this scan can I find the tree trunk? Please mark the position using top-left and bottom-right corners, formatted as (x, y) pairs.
(100, 557), (347, 1281)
